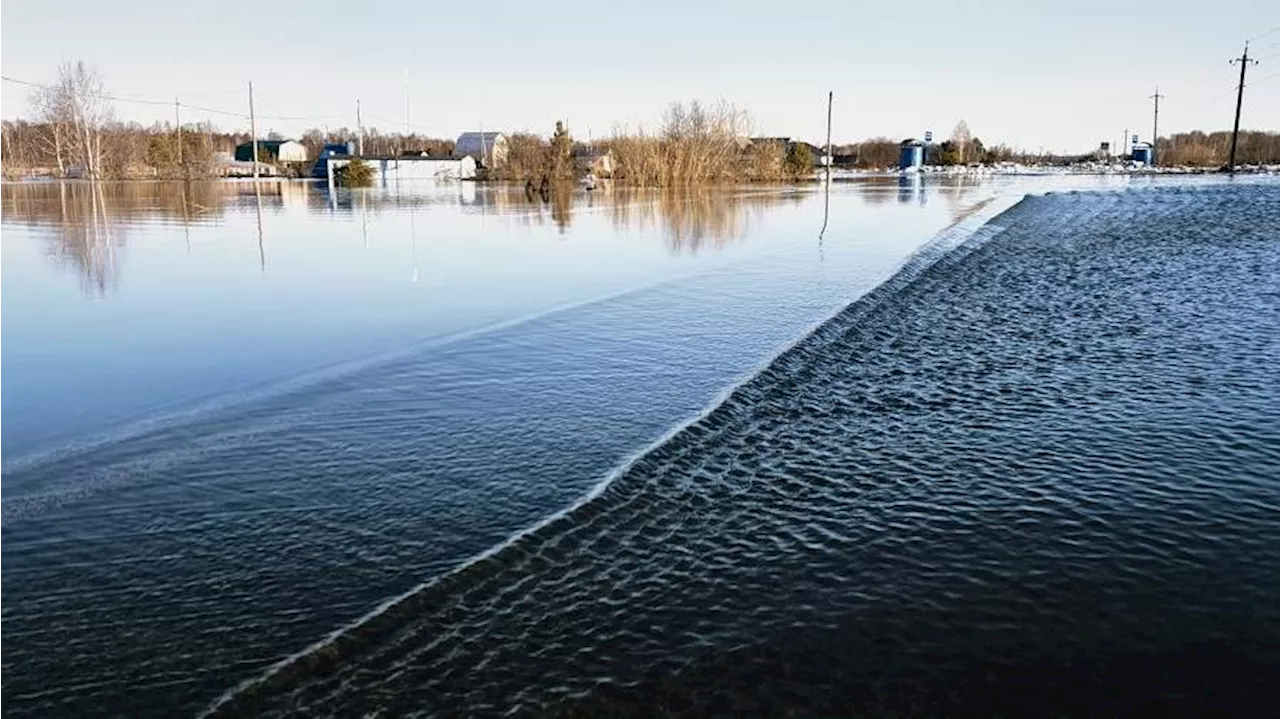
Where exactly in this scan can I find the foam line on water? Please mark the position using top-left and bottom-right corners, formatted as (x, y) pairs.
(197, 187), (1032, 718)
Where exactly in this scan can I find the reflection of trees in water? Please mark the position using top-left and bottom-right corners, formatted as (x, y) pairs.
(51, 183), (118, 295)
(610, 186), (800, 253)
(2, 181), (233, 296)
(477, 183), (799, 247)
(1, 180), (827, 295)
(3, 180), (231, 224)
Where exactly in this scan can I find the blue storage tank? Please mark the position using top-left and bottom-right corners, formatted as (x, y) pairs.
(1131, 142), (1153, 165)
(899, 139), (925, 171)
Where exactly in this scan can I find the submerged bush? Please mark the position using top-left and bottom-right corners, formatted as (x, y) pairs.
(335, 158), (375, 187)
(785, 142), (814, 178)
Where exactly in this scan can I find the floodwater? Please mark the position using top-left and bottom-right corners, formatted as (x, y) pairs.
(3, 176), (1005, 716)
(207, 180), (1280, 718)
(3, 178), (1277, 717)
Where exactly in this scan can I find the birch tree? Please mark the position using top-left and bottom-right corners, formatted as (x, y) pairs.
(950, 120), (972, 164)
(36, 61), (113, 178)
(31, 83), (72, 176)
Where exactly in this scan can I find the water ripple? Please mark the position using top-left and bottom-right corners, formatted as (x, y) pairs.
(203, 183), (1280, 716)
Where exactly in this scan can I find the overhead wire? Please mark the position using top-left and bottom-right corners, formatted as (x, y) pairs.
(1246, 24), (1280, 43)
(362, 112), (444, 134)
(3, 75), (174, 107)
(3, 75), (373, 127)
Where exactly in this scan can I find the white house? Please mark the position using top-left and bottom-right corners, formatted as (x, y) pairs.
(326, 155), (477, 183)
(454, 132), (508, 169)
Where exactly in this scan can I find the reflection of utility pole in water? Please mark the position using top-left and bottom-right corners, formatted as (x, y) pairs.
(410, 199), (419, 284)
(180, 182), (191, 255)
(256, 180), (266, 269)
(361, 191), (369, 249)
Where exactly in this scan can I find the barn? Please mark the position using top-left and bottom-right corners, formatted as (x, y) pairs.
(234, 139), (308, 163)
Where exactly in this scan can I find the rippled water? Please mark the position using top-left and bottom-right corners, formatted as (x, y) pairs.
(3, 177), (1010, 716)
(198, 181), (1279, 717)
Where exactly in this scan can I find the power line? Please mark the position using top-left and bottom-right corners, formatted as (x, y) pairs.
(179, 102), (247, 118)
(4, 74), (365, 126)
(4, 74), (247, 119)
(1247, 24), (1280, 42)
(1189, 84), (1243, 107)
(363, 112), (443, 134)
(252, 92), (347, 123)
(3, 75), (174, 107)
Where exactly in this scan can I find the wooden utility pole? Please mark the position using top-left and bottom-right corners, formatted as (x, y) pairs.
(819, 91), (833, 241)
(248, 81), (259, 180)
(1228, 43), (1258, 172)
(356, 97), (364, 156)
(1149, 87), (1164, 166)
(824, 90), (833, 183)
(174, 97), (182, 169)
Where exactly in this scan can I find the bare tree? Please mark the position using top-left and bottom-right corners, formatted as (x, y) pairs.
(41, 61), (114, 178)
(30, 83), (73, 176)
(950, 119), (972, 164)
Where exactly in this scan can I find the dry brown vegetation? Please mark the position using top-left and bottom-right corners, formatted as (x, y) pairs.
(606, 101), (756, 186)
(1157, 131), (1280, 166)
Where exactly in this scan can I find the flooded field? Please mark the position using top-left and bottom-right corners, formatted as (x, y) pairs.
(2, 176), (1002, 716)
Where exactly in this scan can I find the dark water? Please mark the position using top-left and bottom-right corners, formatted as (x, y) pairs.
(3, 178), (1009, 716)
(201, 182), (1280, 717)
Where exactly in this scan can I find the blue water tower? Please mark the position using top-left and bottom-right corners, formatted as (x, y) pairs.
(1131, 142), (1153, 165)
(899, 139), (925, 171)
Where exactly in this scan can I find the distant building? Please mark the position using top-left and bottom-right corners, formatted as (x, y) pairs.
(572, 147), (614, 177)
(792, 141), (827, 166)
(234, 139), (308, 163)
(454, 132), (508, 169)
(322, 155), (478, 183)
(321, 142), (354, 159)
(831, 153), (859, 169)
(310, 143), (356, 179)
(748, 137), (827, 165)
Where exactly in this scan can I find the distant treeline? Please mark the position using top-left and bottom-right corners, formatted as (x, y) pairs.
(1155, 131), (1280, 166)
(0, 119), (459, 179)
(3, 61), (1277, 181)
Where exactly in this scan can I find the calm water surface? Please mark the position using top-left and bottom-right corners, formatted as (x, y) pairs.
(3, 177), (1004, 716)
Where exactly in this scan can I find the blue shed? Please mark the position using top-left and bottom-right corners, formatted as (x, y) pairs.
(1131, 142), (1153, 165)
(899, 139), (925, 171)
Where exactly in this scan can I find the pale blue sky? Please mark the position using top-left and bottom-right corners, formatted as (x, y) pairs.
(3, 0), (1277, 152)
